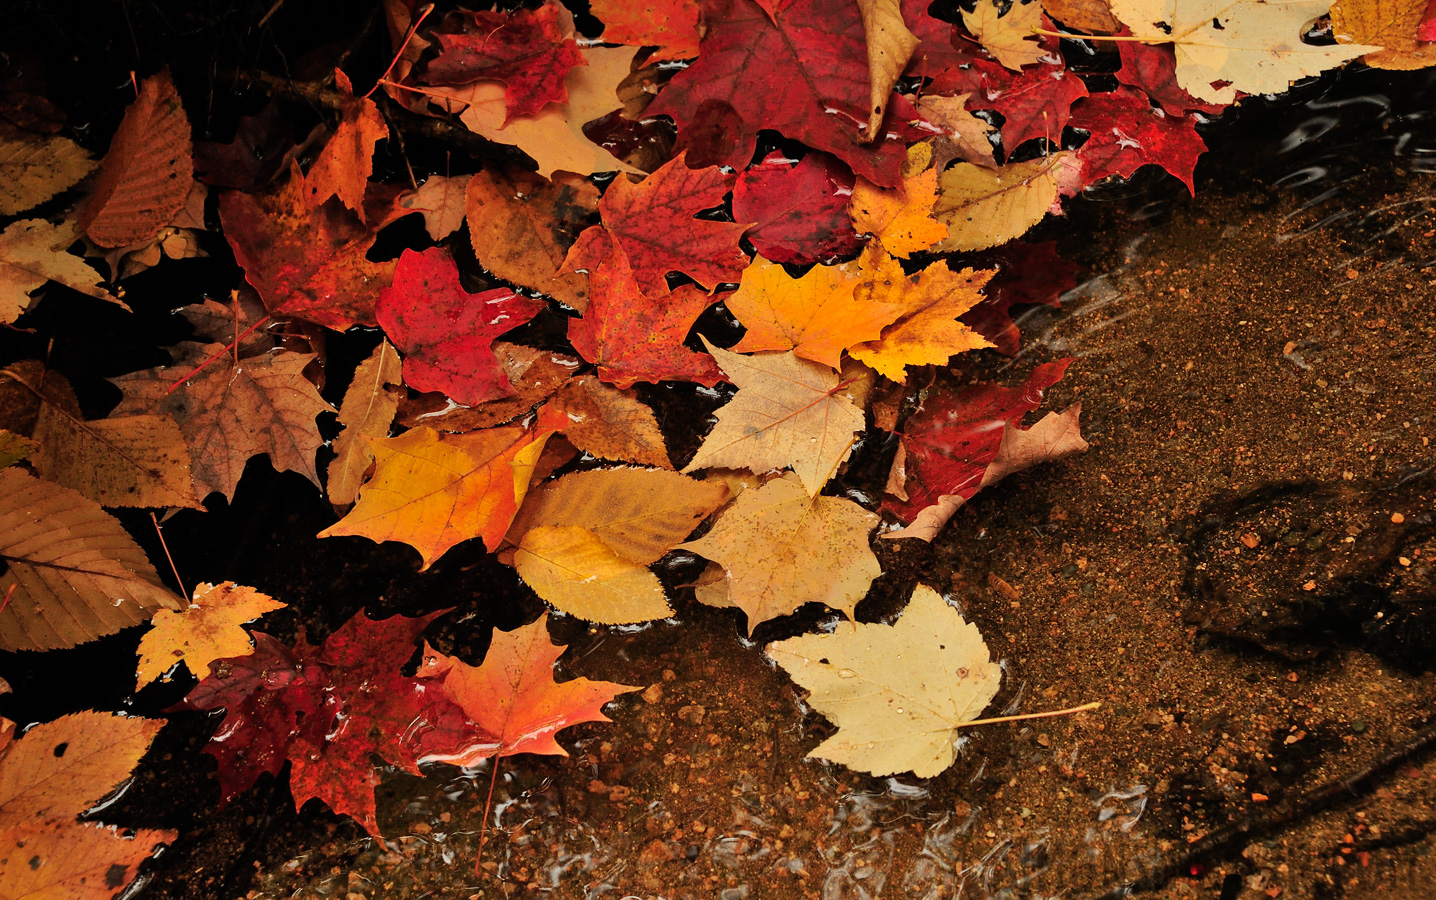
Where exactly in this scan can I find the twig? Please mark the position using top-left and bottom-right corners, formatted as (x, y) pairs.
(150, 512), (188, 600)
(1084, 718), (1436, 898)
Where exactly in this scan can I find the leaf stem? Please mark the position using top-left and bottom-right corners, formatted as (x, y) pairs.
(1031, 28), (1152, 42)
(164, 315), (272, 395)
(365, 3), (434, 100)
(959, 700), (1102, 728)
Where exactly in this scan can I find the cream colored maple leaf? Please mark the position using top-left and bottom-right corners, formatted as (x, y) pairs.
(678, 473), (880, 634)
(766, 584), (1002, 776)
(965, 0), (1048, 70)
(682, 341), (866, 495)
(136, 582), (286, 687)
(726, 256), (905, 368)
(846, 247), (995, 382)
(933, 155), (1074, 252)
(1108, 0), (1376, 103)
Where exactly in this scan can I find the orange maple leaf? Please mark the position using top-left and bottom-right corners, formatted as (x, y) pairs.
(418, 613), (639, 764)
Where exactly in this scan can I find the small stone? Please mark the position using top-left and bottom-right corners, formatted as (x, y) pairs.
(662, 668), (677, 682)
(1400, 557), (1412, 567)
(1392, 513), (1406, 524)
(1303, 580), (1317, 591)
(1036, 733), (1051, 748)
(1346, 268), (1359, 280)
(677, 704), (706, 725)
(642, 683), (664, 704)
(1241, 533), (1261, 549)
(1252, 792), (1269, 802)
(1352, 720), (1367, 734)
(1287, 672), (1300, 683)
(587, 780), (609, 794)
(1282, 341), (1297, 355)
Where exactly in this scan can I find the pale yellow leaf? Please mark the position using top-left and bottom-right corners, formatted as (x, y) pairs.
(514, 525), (673, 623)
(933, 155), (1070, 252)
(965, 0), (1048, 70)
(135, 582), (286, 688)
(857, 0), (921, 135)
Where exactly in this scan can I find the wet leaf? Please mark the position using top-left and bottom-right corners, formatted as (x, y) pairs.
(683, 341), (866, 495)
(1043, 0), (1121, 32)
(419, 613), (640, 764)
(849, 160), (949, 259)
(766, 584), (1001, 776)
(329, 341), (402, 507)
(136, 582), (286, 688)
(1115, 38), (1230, 115)
(396, 344), (581, 433)
(730, 152), (866, 266)
(111, 344), (334, 503)
(0, 219), (116, 324)
(540, 375), (672, 468)
(319, 425), (551, 570)
(0, 711), (162, 825)
(0, 124), (95, 216)
(375, 247), (546, 406)
(401, 174), (468, 240)
(0, 468), (181, 652)
(933, 56), (1089, 153)
(933, 155), (1076, 252)
(856, 0), (921, 134)
(1332, 0), (1436, 68)
(680, 472), (881, 634)
(74, 70), (193, 248)
(299, 71), (387, 221)
(590, 0), (701, 59)
(965, 0), (1047, 70)
(1070, 86), (1207, 194)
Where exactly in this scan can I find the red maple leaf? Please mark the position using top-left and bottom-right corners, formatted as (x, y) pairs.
(218, 164), (400, 330)
(1069, 87), (1207, 195)
(932, 56), (1088, 154)
(417, 612), (640, 766)
(567, 247), (724, 388)
(884, 359), (1073, 522)
(731, 151), (865, 265)
(646, 0), (921, 186)
(375, 247), (547, 406)
(179, 612), (492, 835)
(1115, 39), (1229, 117)
(564, 152), (749, 295)
(960, 242), (1079, 356)
(421, 2), (586, 121)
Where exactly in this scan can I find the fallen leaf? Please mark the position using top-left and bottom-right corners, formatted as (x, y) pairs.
(74, 69), (193, 248)
(960, 241), (1078, 355)
(847, 248), (995, 381)
(320, 425), (551, 570)
(424, 2), (587, 120)
(1070, 87), (1207, 194)
(564, 153), (748, 295)
(648, 0), (916, 185)
(0, 819), (174, 900)
(857, 0), (920, 134)
(136, 582), (286, 687)
(933, 55), (1089, 153)
(590, 0), (701, 59)
(401, 174), (468, 240)
(0, 468), (181, 652)
(933, 154), (1074, 252)
(111, 344), (334, 503)
(329, 341), (403, 507)
(180, 611), (489, 834)
(0, 123), (96, 216)
(1332, 0), (1436, 68)
(419, 613), (639, 764)
(730, 152), (866, 266)
(766, 583), (1001, 775)
(567, 248), (724, 388)
(849, 162), (949, 258)
(299, 70), (387, 220)
(396, 344), (581, 432)
(913, 94), (998, 170)
(965, 0), (1047, 70)
(435, 46), (643, 179)
(375, 247), (546, 406)
(465, 168), (598, 311)
(1043, 0), (1121, 32)
(883, 358), (1074, 524)
(541, 375), (672, 468)
(679, 473), (880, 634)
(725, 255), (904, 368)
(683, 341), (866, 495)
(1108, 0), (1375, 104)
(0, 219), (116, 324)
(218, 164), (397, 330)
(0, 431), (37, 469)
(514, 526), (675, 623)
(30, 405), (199, 509)
(1115, 37), (1229, 115)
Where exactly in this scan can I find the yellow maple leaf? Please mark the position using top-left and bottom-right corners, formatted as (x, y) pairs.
(964, 0), (1048, 70)
(849, 163), (950, 259)
(135, 581), (286, 687)
(726, 256), (905, 368)
(679, 473), (881, 635)
(846, 246), (996, 382)
(1331, 0), (1436, 69)
(319, 425), (551, 570)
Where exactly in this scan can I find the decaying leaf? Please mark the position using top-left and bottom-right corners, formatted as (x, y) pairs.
(465, 169), (598, 311)
(0, 124), (96, 216)
(542, 375), (672, 468)
(1042, 0), (1120, 32)
(0, 468), (181, 652)
(766, 584), (1001, 776)
(0, 219), (116, 324)
(111, 344), (334, 503)
(726, 255), (904, 368)
(680, 473), (881, 634)
(683, 341), (866, 496)
(320, 425), (552, 570)
(914, 95), (998, 170)
(329, 341), (403, 507)
(136, 581), (286, 687)
(396, 344), (581, 433)
(74, 69), (193, 249)
(1332, 0), (1436, 69)
(419, 614), (640, 765)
